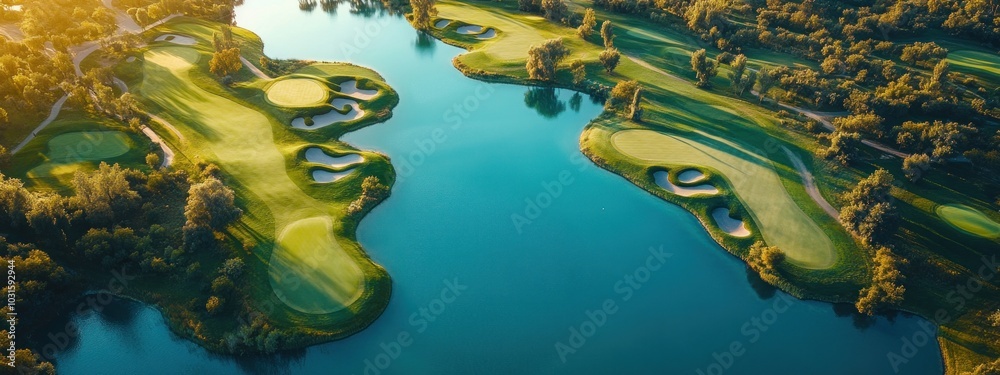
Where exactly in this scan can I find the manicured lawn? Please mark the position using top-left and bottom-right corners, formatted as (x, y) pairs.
(612, 129), (837, 269)
(266, 78), (329, 108)
(936, 204), (1000, 239)
(948, 50), (1000, 86)
(269, 216), (365, 314)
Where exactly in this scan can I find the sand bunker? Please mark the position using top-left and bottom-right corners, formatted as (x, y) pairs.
(653, 171), (718, 197)
(291, 98), (365, 129)
(937, 204), (1000, 238)
(154, 34), (196, 45)
(126, 56), (136, 62)
(338, 80), (378, 100)
(435, 19), (451, 28)
(312, 169), (353, 183)
(678, 169), (707, 183)
(304, 147), (364, 168)
(477, 28), (496, 39)
(712, 208), (751, 237)
(457, 25), (483, 34)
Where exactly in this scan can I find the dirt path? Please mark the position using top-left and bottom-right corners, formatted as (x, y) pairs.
(240, 56), (271, 80)
(10, 95), (68, 154)
(781, 146), (840, 220)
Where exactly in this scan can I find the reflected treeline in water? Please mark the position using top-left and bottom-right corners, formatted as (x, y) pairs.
(299, 0), (408, 17)
(524, 87), (566, 119)
(414, 30), (435, 54)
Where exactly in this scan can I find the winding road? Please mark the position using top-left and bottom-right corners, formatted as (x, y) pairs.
(8, 7), (180, 168)
(240, 56), (271, 80)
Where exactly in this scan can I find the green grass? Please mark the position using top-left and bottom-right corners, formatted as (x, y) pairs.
(948, 50), (1000, 87)
(269, 216), (365, 314)
(936, 204), (1000, 239)
(131, 20), (395, 342)
(265, 78), (329, 108)
(7, 113), (149, 191)
(611, 129), (836, 269)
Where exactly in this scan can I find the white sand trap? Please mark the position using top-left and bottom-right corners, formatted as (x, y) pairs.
(312, 169), (353, 183)
(477, 28), (496, 39)
(653, 171), (718, 197)
(457, 25), (483, 34)
(126, 56), (136, 62)
(155, 34), (196, 45)
(338, 80), (378, 100)
(678, 169), (707, 183)
(304, 147), (364, 168)
(291, 98), (365, 129)
(712, 208), (751, 237)
(435, 19), (451, 28)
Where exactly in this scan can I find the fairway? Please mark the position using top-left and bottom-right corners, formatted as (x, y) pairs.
(141, 46), (370, 313)
(949, 50), (1000, 85)
(27, 131), (132, 177)
(266, 78), (329, 107)
(612, 129), (837, 269)
(269, 217), (364, 313)
(936, 204), (1000, 238)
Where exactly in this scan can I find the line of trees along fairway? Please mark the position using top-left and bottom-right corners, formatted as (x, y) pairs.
(526, 38), (569, 81)
(117, 0), (242, 25)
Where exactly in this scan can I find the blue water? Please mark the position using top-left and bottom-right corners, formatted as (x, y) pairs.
(52, 1), (943, 374)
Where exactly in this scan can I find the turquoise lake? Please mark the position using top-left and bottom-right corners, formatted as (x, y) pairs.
(53, 1), (943, 373)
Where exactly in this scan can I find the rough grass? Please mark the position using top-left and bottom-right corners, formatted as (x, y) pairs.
(265, 78), (329, 108)
(936, 204), (1000, 239)
(611, 129), (837, 269)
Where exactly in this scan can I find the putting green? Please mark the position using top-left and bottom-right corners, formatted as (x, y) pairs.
(266, 78), (329, 108)
(141, 46), (369, 312)
(936, 204), (1000, 239)
(28, 131), (131, 177)
(612, 129), (837, 269)
(269, 217), (364, 313)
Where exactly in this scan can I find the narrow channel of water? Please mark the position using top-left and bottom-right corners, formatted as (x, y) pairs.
(53, 1), (943, 373)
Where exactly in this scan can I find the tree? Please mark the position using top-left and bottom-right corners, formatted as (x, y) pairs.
(73, 163), (140, 227)
(922, 60), (950, 95)
(206, 296), (223, 315)
(606, 80), (639, 111)
(729, 54), (747, 95)
(146, 152), (162, 169)
(740, 70), (757, 98)
(0, 173), (32, 228)
(213, 25), (237, 52)
(209, 47), (243, 78)
(856, 246), (905, 315)
(0, 145), (9, 169)
(577, 8), (596, 38)
(599, 48), (621, 74)
(409, 0), (437, 30)
(526, 38), (569, 81)
(628, 86), (643, 121)
(571, 60), (586, 85)
(821, 131), (862, 165)
(747, 241), (784, 285)
(757, 67), (778, 103)
(902, 154), (931, 182)
(541, 0), (567, 23)
(518, 0), (541, 13)
(900, 42), (947, 68)
(684, 0), (727, 32)
(600, 20), (615, 48)
(184, 177), (242, 231)
(347, 176), (391, 218)
(840, 169), (899, 245)
(833, 112), (885, 137)
(690, 49), (718, 88)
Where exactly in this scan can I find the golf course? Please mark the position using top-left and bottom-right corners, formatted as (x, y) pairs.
(3, 0), (998, 373)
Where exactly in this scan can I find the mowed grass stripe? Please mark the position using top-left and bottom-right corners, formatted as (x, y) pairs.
(140, 46), (365, 311)
(611, 129), (837, 269)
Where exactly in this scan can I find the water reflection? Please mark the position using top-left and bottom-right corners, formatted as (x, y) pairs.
(523, 87), (566, 119)
(414, 31), (435, 55)
(569, 92), (582, 112)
